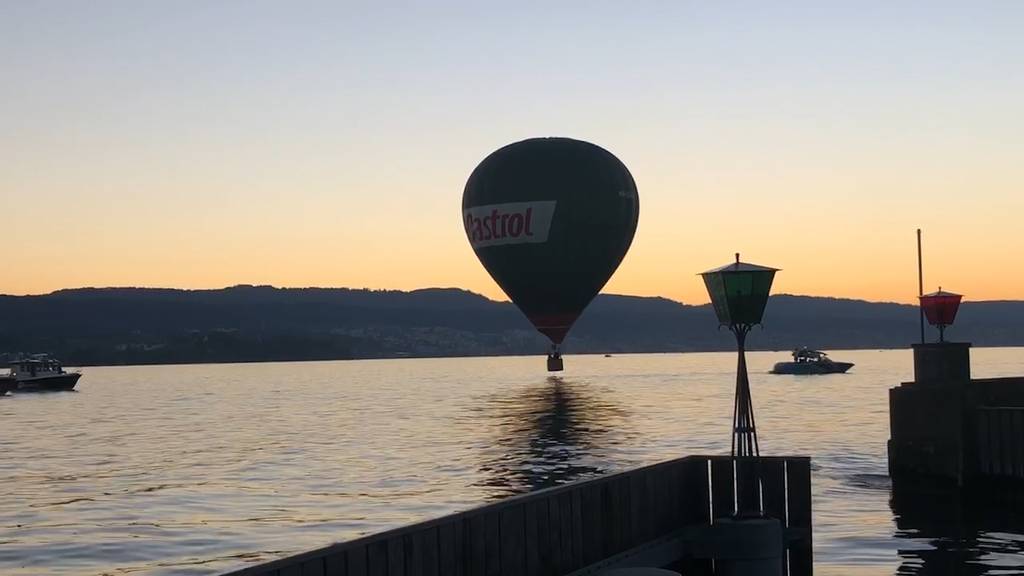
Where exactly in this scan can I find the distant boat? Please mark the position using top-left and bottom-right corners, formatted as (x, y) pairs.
(771, 348), (853, 375)
(8, 355), (82, 391)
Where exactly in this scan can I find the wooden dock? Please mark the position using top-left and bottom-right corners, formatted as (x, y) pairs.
(976, 405), (1024, 480)
(222, 455), (812, 576)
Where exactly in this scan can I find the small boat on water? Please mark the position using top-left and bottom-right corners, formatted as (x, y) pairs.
(771, 348), (854, 375)
(8, 355), (82, 391)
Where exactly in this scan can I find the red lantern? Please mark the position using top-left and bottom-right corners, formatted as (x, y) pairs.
(919, 288), (962, 342)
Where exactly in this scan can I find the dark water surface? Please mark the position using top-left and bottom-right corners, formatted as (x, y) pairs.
(2, 349), (1023, 575)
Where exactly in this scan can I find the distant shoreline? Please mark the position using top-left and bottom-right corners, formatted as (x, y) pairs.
(5, 287), (1024, 368)
(63, 344), (1024, 369)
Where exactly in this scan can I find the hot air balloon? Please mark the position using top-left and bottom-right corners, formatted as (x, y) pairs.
(462, 137), (639, 371)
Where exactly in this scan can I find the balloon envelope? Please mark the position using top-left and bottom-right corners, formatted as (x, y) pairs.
(462, 137), (639, 344)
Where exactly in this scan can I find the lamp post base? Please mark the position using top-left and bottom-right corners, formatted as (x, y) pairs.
(705, 517), (784, 576)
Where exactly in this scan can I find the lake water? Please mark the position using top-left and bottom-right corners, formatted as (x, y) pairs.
(2, 349), (1024, 575)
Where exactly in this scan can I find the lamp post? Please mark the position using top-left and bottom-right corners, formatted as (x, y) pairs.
(920, 288), (962, 342)
(701, 254), (778, 516)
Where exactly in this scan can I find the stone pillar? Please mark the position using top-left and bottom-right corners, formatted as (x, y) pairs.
(889, 342), (973, 485)
(913, 342), (971, 384)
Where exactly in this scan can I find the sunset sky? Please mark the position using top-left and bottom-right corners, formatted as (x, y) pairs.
(3, 2), (1021, 304)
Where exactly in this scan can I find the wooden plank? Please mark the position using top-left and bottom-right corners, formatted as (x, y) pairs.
(622, 467), (647, 541)
(523, 497), (542, 575)
(759, 458), (787, 524)
(484, 511), (500, 576)
(710, 457), (735, 520)
(325, 551), (347, 576)
(644, 466), (663, 534)
(991, 410), (1003, 476)
(437, 520), (462, 576)
(1002, 410), (1016, 478)
(988, 410), (998, 476)
(282, 566), (301, 576)
(545, 494), (564, 574)
(662, 463), (680, 533)
(664, 463), (680, 532)
(557, 491), (575, 571)
(596, 481), (610, 556)
(1000, 409), (1011, 476)
(367, 541), (388, 576)
(570, 489), (584, 570)
(655, 464), (673, 533)
(994, 410), (1004, 476)
(786, 458), (813, 576)
(302, 558), (326, 576)
(759, 458), (788, 576)
(625, 473), (640, 546)
(977, 410), (991, 475)
(1009, 411), (1021, 478)
(403, 532), (423, 576)
(499, 505), (526, 576)
(599, 481), (613, 557)
(611, 476), (631, 551)
(387, 536), (404, 576)
(348, 546), (368, 576)
(681, 457), (710, 525)
(422, 526), (439, 576)
(648, 465), (666, 534)
(542, 496), (561, 575)
(580, 483), (603, 565)
(600, 479), (616, 556)
(628, 469), (650, 545)
(671, 460), (688, 528)
(679, 457), (713, 576)
(995, 409), (1003, 477)
(735, 457), (760, 515)
(987, 409), (997, 475)
(464, 515), (485, 576)
(787, 458), (812, 526)
(1015, 411), (1024, 478)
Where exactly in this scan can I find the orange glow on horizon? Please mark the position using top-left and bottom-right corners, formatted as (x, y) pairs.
(3, 4), (1021, 304)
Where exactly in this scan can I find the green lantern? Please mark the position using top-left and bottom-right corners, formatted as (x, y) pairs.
(700, 254), (778, 328)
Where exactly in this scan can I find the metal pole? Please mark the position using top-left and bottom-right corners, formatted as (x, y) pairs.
(733, 325), (761, 518)
(917, 229), (925, 343)
(732, 327), (758, 458)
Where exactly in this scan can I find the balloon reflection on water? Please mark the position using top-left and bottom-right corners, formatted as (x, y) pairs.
(475, 376), (638, 497)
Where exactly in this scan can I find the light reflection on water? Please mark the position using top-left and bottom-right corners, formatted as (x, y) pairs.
(1, 349), (1023, 575)
(476, 376), (634, 496)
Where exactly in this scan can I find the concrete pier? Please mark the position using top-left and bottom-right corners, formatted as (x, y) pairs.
(889, 342), (1024, 488)
(911, 342), (970, 384)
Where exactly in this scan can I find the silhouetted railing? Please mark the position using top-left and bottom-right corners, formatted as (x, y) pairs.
(221, 455), (812, 576)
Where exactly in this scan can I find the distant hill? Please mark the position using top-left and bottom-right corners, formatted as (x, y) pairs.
(1, 286), (1022, 366)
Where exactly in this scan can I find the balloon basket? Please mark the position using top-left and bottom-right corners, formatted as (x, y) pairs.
(547, 353), (564, 372)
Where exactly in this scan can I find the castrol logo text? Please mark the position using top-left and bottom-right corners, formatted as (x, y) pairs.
(463, 201), (557, 248)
